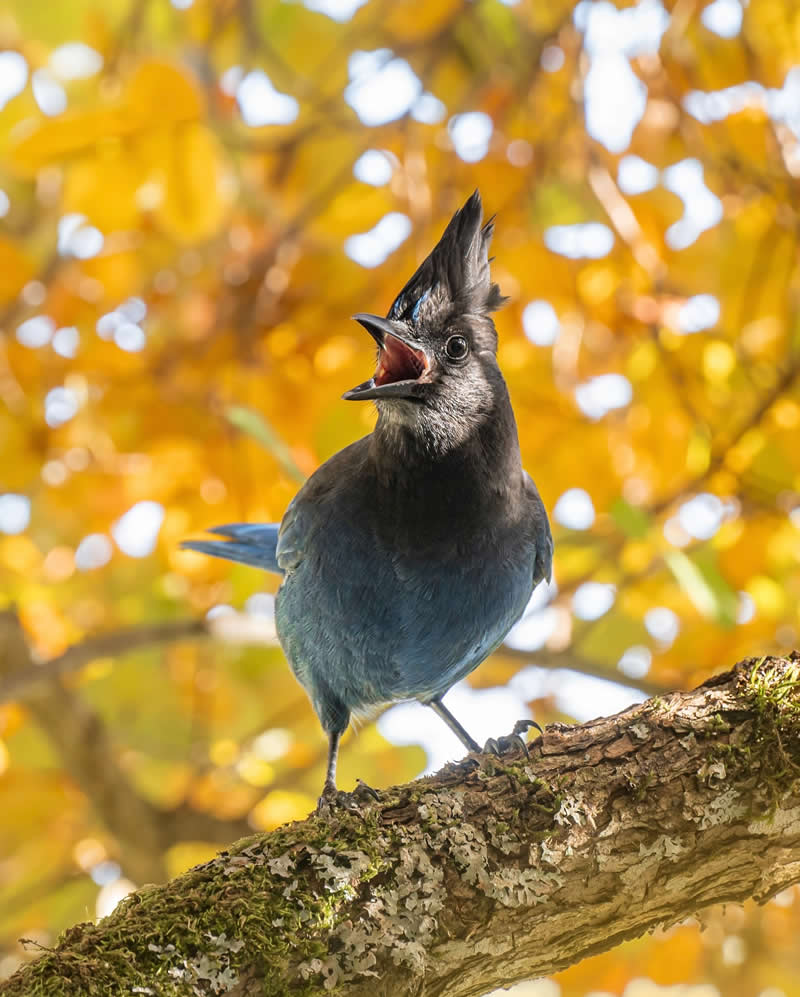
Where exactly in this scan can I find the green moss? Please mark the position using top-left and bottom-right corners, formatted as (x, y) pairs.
(706, 713), (732, 734)
(745, 657), (800, 721)
(737, 656), (800, 811)
(3, 815), (389, 997)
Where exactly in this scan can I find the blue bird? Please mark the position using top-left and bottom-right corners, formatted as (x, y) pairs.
(183, 191), (552, 805)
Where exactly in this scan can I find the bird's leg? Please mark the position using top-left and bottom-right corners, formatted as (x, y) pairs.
(315, 730), (380, 815)
(320, 729), (341, 801)
(428, 698), (481, 753)
(429, 700), (543, 759)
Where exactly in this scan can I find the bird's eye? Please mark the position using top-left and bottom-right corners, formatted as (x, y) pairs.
(445, 335), (469, 361)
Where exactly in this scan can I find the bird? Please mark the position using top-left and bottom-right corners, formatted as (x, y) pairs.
(183, 190), (553, 806)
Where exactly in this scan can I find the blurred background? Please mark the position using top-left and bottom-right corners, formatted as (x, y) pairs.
(1, 0), (799, 992)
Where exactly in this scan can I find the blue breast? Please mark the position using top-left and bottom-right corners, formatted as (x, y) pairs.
(275, 531), (534, 716)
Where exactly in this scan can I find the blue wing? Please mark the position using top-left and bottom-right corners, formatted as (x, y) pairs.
(524, 471), (553, 585)
(181, 523), (283, 576)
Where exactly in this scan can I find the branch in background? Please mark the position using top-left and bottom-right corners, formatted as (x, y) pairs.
(0, 617), (208, 703)
(493, 645), (670, 698)
(0, 602), (661, 712)
(3, 654), (799, 997)
(0, 612), (252, 883)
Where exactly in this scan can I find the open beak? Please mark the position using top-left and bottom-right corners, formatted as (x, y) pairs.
(343, 313), (430, 401)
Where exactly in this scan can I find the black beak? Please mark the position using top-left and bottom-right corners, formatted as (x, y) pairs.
(343, 313), (430, 402)
(351, 313), (396, 347)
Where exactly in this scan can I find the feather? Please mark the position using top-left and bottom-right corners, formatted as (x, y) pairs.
(181, 523), (283, 575)
(387, 191), (508, 325)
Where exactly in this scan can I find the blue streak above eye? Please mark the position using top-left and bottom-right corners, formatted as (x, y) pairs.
(411, 288), (431, 322)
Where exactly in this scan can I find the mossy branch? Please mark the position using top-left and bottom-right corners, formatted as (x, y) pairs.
(4, 654), (800, 997)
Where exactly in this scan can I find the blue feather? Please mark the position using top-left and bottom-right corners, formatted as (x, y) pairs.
(181, 523), (283, 575)
(411, 287), (431, 321)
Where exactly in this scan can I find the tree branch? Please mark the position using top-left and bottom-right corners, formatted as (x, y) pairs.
(4, 653), (800, 997)
(0, 611), (251, 883)
(0, 604), (666, 706)
(492, 645), (669, 697)
(0, 616), (208, 703)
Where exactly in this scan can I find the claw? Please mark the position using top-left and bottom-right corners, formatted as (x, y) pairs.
(483, 737), (502, 757)
(482, 719), (543, 759)
(315, 779), (381, 816)
(513, 719), (543, 738)
(355, 778), (381, 801)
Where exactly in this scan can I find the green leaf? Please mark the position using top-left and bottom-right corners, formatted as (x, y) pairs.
(610, 498), (652, 539)
(532, 180), (602, 228)
(664, 550), (738, 628)
(225, 405), (306, 484)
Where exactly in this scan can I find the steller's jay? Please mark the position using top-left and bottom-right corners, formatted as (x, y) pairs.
(183, 191), (553, 805)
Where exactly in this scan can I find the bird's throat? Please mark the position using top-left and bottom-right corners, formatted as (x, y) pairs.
(371, 385), (522, 500)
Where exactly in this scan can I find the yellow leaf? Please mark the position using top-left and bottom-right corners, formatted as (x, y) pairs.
(81, 248), (143, 300)
(123, 60), (203, 124)
(63, 150), (143, 231)
(155, 123), (226, 241)
(384, 0), (463, 41)
(0, 238), (34, 303)
(703, 340), (736, 383)
(10, 60), (203, 176)
(10, 107), (135, 175)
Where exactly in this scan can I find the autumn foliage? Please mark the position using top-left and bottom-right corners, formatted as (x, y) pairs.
(1, 0), (800, 992)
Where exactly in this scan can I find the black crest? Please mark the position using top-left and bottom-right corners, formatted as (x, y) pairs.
(387, 190), (507, 324)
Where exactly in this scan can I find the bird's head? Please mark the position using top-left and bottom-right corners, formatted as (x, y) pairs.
(343, 190), (509, 447)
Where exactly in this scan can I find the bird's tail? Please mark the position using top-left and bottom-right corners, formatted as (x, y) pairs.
(181, 523), (283, 575)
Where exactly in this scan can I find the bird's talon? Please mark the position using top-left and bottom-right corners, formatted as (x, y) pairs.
(510, 733), (531, 758)
(483, 737), (501, 757)
(481, 720), (542, 758)
(355, 778), (381, 802)
(314, 791), (359, 815)
(512, 719), (543, 738)
(315, 780), (380, 815)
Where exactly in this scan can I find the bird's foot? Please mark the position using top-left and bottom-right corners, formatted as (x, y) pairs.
(315, 778), (381, 816)
(483, 719), (543, 759)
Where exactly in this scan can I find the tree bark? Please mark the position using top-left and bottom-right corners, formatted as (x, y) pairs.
(3, 653), (800, 997)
